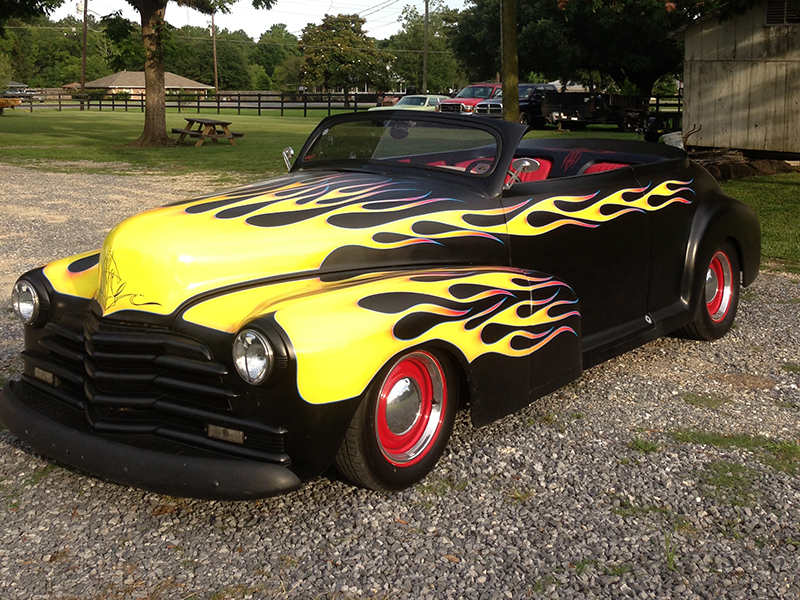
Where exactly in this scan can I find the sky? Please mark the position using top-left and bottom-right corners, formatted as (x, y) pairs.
(50, 0), (465, 41)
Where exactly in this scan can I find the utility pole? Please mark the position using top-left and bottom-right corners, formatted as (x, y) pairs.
(80, 0), (87, 111)
(500, 0), (519, 122)
(422, 0), (429, 94)
(211, 12), (219, 94)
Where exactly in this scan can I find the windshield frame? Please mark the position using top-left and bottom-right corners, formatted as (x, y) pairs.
(293, 111), (528, 195)
(296, 111), (505, 179)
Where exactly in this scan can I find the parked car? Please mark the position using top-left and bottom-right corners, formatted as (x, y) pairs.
(474, 83), (559, 126)
(1, 111), (760, 500)
(369, 94), (448, 111)
(437, 83), (503, 114)
(3, 88), (45, 102)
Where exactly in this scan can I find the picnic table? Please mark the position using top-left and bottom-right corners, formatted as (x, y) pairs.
(0, 97), (21, 115)
(172, 117), (243, 147)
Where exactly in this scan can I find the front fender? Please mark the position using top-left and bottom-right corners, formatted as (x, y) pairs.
(182, 267), (582, 420)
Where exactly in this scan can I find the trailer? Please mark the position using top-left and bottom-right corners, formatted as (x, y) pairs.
(543, 92), (649, 131)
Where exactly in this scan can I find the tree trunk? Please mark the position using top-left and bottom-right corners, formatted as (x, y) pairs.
(501, 0), (519, 123)
(129, 0), (175, 147)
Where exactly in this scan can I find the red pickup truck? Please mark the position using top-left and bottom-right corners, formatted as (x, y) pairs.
(437, 83), (502, 115)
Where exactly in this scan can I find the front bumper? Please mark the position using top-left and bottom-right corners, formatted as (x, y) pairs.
(0, 380), (302, 500)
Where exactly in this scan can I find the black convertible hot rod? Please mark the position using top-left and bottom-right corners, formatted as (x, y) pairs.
(1, 112), (760, 499)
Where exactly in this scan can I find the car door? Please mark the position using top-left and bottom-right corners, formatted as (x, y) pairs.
(630, 159), (703, 325)
(500, 163), (652, 359)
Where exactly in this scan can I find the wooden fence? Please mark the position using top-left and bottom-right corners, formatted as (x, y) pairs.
(10, 91), (382, 117)
(11, 90), (683, 125)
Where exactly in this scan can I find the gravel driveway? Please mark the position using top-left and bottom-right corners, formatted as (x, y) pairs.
(0, 164), (798, 600)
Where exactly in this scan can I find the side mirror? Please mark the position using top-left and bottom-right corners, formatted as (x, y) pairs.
(503, 158), (540, 190)
(282, 147), (294, 172)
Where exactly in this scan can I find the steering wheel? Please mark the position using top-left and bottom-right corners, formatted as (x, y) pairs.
(463, 160), (493, 175)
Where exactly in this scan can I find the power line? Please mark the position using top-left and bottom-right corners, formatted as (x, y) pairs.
(360, 0), (403, 18)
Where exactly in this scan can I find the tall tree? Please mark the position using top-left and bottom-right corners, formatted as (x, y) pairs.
(454, 0), (786, 96)
(500, 0), (518, 122)
(1, 14), (110, 87)
(300, 14), (390, 98)
(272, 54), (304, 91)
(252, 24), (299, 79)
(166, 25), (253, 90)
(248, 63), (271, 89)
(101, 12), (146, 72)
(448, 0), (500, 81)
(386, 1), (465, 93)
(123, 0), (274, 147)
(0, 50), (12, 88)
(452, 0), (688, 97)
(0, 0), (63, 35)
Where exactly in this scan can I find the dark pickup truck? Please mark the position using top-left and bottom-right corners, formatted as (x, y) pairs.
(543, 92), (649, 131)
(473, 83), (559, 127)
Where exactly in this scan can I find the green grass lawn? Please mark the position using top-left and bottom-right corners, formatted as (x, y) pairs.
(0, 110), (317, 180)
(0, 109), (797, 270)
(0, 109), (638, 181)
(721, 173), (800, 271)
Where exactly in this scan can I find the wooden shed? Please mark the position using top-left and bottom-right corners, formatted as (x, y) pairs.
(682, 0), (800, 153)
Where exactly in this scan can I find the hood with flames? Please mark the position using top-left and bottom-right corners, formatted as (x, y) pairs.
(42, 171), (694, 318)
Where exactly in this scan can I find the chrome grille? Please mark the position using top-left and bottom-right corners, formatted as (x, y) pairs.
(475, 103), (502, 116)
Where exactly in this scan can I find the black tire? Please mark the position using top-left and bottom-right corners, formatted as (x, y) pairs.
(678, 240), (740, 341)
(334, 349), (458, 491)
(518, 112), (529, 125)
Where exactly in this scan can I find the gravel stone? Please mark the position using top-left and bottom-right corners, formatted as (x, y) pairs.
(0, 164), (798, 599)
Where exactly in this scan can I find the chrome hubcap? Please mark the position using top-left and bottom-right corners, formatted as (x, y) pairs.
(375, 351), (447, 467)
(705, 251), (733, 322)
(384, 378), (422, 436)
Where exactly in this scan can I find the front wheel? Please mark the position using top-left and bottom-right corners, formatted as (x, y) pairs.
(334, 349), (458, 490)
(678, 240), (740, 341)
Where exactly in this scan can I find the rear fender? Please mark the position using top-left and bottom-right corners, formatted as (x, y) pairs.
(683, 191), (761, 313)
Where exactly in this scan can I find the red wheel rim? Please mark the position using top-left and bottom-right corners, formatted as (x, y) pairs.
(705, 251), (733, 322)
(375, 351), (447, 467)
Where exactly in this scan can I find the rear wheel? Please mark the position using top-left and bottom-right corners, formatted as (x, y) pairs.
(678, 240), (740, 341)
(335, 349), (457, 490)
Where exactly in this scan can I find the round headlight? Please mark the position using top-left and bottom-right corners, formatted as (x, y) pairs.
(12, 280), (40, 325)
(232, 329), (274, 385)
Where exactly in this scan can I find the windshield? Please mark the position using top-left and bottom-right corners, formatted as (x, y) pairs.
(301, 117), (500, 177)
(470, 87), (538, 100)
(455, 86), (496, 99)
(396, 96), (427, 106)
